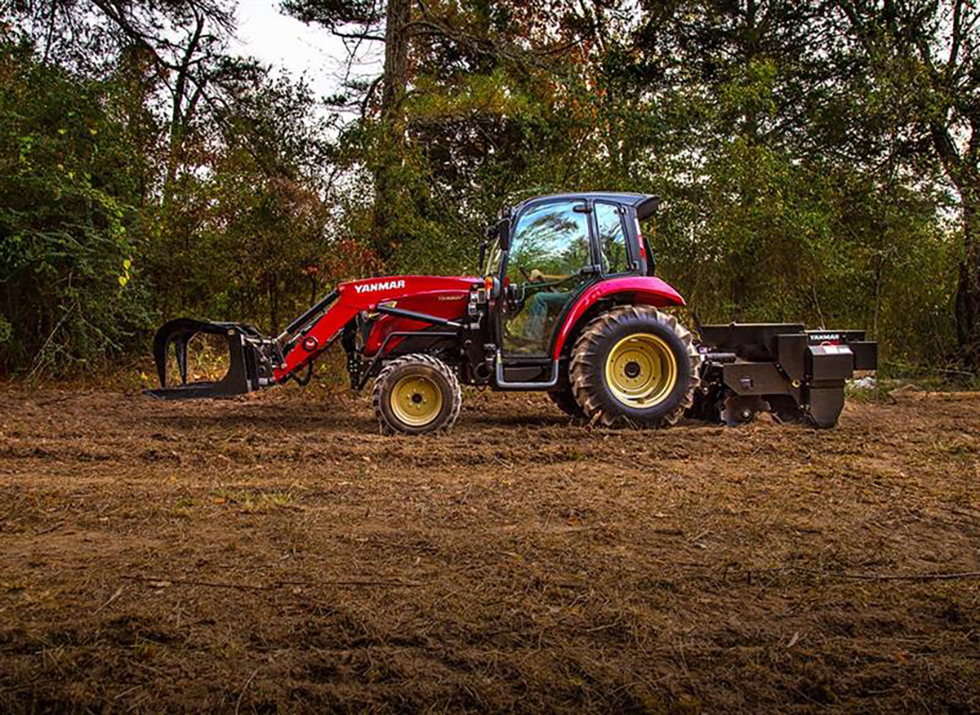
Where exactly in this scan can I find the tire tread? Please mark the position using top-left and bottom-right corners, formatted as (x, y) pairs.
(372, 353), (462, 435)
(569, 306), (701, 427)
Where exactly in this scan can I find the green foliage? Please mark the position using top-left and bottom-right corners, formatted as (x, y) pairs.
(0, 38), (153, 375)
(142, 72), (349, 333)
(0, 0), (973, 376)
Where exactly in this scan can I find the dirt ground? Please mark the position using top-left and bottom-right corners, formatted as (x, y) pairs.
(1, 385), (978, 713)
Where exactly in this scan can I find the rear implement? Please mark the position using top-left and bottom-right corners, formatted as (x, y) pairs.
(691, 324), (877, 428)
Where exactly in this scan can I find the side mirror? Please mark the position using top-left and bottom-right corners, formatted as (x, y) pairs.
(497, 218), (511, 252)
(478, 240), (488, 272)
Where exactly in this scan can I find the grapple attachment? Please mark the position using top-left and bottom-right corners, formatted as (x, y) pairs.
(147, 318), (280, 400)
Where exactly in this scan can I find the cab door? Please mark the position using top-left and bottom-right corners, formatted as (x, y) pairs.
(499, 199), (598, 357)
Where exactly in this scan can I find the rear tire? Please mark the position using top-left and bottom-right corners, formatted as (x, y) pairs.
(372, 354), (462, 435)
(570, 306), (701, 427)
(548, 387), (584, 418)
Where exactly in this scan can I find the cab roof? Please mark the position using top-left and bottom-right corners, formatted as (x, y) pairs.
(510, 192), (660, 220)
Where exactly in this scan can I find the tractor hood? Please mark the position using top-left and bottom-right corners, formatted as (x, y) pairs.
(339, 276), (480, 358)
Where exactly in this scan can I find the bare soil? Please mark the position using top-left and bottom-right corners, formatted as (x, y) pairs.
(1, 386), (978, 713)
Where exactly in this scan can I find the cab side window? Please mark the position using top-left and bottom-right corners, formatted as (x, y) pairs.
(502, 200), (592, 355)
(595, 203), (629, 275)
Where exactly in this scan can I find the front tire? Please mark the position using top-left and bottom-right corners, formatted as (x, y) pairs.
(570, 306), (701, 427)
(372, 354), (462, 435)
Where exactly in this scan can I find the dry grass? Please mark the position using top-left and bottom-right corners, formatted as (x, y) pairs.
(0, 386), (978, 712)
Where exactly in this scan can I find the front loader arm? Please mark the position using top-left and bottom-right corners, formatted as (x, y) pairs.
(273, 303), (360, 382)
(148, 275), (477, 400)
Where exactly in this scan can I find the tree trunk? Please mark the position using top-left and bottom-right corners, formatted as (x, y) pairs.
(162, 14), (205, 209)
(932, 122), (980, 369)
(380, 0), (411, 118)
(372, 0), (412, 262)
(955, 191), (980, 368)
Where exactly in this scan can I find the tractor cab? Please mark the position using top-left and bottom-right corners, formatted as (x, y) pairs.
(483, 193), (661, 370)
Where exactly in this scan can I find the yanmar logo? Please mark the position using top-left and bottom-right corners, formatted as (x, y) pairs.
(354, 279), (406, 294)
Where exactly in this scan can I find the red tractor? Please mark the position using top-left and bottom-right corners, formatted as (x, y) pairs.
(149, 193), (876, 434)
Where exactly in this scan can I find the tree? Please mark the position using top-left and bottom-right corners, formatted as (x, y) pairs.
(0, 35), (153, 373)
(281, 0), (603, 261)
(17, 0), (262, 205)
(1, 3), (352, 372)
(281, 0), (412, 258)
(839, 0), (980, 367)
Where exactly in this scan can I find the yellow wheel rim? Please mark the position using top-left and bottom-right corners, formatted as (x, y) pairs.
(390, 374), (443, 427)
(605, 333), (678, 408)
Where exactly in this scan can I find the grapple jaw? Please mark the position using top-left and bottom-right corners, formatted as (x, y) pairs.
(147, 318), (277, 400)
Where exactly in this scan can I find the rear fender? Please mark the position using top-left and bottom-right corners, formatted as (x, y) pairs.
(551, 276), (686, 359)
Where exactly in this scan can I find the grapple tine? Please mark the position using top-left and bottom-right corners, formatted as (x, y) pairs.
(175, 335), (189, 385)
(152, 319), (202, 388)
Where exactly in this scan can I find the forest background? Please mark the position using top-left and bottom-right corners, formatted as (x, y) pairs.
(1, 0), (978, 381)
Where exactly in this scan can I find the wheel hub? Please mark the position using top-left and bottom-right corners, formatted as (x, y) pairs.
(390, 375), (443, 426)
(604, 334), (678, 408)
